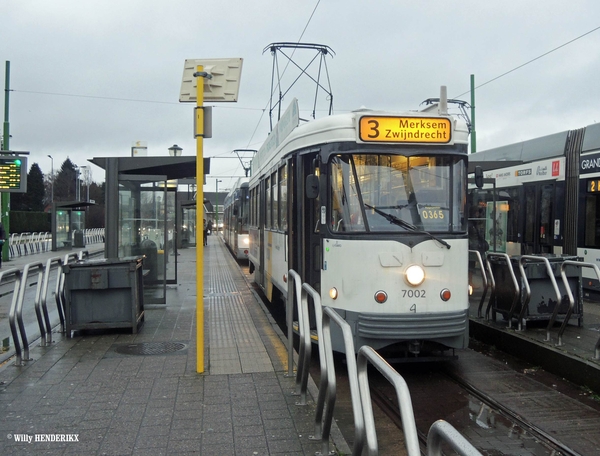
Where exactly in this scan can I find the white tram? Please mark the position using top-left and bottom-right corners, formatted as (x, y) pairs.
(248, 94), (470, 355)
(222, 177), (250, 261)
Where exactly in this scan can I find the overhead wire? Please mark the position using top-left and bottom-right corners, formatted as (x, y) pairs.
(453, 25), (600, 98)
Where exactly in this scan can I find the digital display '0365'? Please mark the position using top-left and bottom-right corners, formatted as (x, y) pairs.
(359, 116), (452, 144)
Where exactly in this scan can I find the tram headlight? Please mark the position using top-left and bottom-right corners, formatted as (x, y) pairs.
(243, 237), (249, 245)
(329, 287), (338, 300)
(405, 264), (425, 286)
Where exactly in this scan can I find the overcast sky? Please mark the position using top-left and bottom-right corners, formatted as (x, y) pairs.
(3, 1), (600, 193)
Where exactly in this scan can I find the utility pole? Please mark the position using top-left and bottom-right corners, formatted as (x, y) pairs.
(2, 61), (11, 263)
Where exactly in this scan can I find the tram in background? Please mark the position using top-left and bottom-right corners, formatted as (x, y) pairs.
(468, 122), (600, 298)
(222, 177), (250, 261)
(248, 90), (471, 356)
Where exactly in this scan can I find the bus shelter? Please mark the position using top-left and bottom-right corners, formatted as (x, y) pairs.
(51, 201), (94, 251)
(90, 156), (200, 304)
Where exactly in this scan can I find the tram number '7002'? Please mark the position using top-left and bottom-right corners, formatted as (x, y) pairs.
(402, 289), (425, 299)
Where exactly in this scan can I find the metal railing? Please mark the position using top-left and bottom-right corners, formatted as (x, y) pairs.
(516, 256), (562, 333)
(485, 253), (519, 326)
(4, 249), (94, 365)
(427, 420), (482, 456)
(4, 268), (25, 365)
(469, 250), (490, 318)
(40, 257), (63, 345)
(357, 345), (420, 455)
(6, 229), (105, 259)
(287, 269), (481, 456)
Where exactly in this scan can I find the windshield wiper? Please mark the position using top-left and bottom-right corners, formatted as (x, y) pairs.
(364, 203), (451, 249)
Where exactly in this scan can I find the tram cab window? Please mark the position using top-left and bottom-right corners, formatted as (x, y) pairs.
(329, 153), (466, 233)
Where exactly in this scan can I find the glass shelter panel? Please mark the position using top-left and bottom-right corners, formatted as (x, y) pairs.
(118, 177), (168, 304)
(56, 210), (71, 248)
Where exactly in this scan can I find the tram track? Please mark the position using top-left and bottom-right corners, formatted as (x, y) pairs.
(240, 261), (597, 455)
(368, 358), (582, 456)
(370, 368), (580, 456)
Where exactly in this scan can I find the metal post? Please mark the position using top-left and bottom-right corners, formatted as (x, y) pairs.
(215, 179), (222, 233)
(470, 74), (476, 154)
(195, 65), (206, 374)
(47, 155), (53, 203)
(2, 61), (11, 263)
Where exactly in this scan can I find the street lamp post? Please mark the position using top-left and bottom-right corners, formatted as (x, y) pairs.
(168, 144), (183, 156)
(215, 179), (222, 234)
(47, 155), (53, 203)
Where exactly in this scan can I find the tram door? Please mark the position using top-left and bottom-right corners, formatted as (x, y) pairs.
(523, 182), (555, 254)
(289, 153), (322, 292)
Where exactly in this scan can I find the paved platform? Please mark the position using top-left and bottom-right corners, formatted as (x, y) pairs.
(0, 237), (350, 455)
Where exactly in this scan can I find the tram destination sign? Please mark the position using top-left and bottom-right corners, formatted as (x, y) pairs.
(358, 116), (452, 144)
(0, 156), (27, 193)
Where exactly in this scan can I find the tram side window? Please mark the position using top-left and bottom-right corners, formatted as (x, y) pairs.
(265, 177), (271, 229)
(249, 187), (255, 226)
(584, 194), (600, 247)
(279, 166), (287, 231)
(271, 172), (278, 231)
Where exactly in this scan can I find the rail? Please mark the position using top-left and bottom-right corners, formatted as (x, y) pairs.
(427, 420), (482, 456)
(40, 256), (63, 345)
(286, 269), (302, 377)
(516, 256), (562, 333)
(57, 252), (81, 333)
(302, 283), (336, 456)
(549, 260), (600, 353)
(357, 345), (420, 455)
(469, 250), (489, 318)
(322, 306), (365, 456)
(287, 269), (483, 455)
(4, 268), (24, 365)
(23, 261), (46, 356)
(485, 253), (519, 326)
(6, 229), (105, 259)
(3, 249), (101, 365)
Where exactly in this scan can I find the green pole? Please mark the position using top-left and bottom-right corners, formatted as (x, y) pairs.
(2, 61), (10, 262)
(470, 74), (476, 154)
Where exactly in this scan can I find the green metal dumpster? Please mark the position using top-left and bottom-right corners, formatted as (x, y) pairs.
(62, 256), (144, 336)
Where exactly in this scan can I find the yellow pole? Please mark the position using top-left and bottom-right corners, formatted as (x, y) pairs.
(196, 65), (205, 373)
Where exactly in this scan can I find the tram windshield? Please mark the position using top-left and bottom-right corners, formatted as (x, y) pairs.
(329, 153), (466, 233)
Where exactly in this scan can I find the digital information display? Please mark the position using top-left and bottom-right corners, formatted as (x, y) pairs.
(359, 116), (452, 144)
(587, 179), (600, 193)
(0, 157), (27, 193)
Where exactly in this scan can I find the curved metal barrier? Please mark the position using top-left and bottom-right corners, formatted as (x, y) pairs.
(469, 250), (489, 318)
(3, 249), (96, 365)
(485, 253), (519, 326)
(40, 256), (63, 345)
(23, 261), (46, 356)
(4, 268), (25, 365)
(6, 229), (105, 260)
(285, 269), (486, 456)
(286, 269), (302, 377)
(427, 420), (482, 456)
(57, 252), (81, 333)
(516, 256), (562, 333)
(302, 284), (336, 456)
(357, 345), (420, 455)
